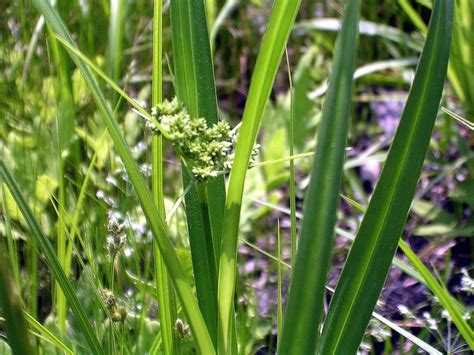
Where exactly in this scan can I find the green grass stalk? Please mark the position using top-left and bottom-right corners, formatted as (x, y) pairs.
(152, 0), (178, 353)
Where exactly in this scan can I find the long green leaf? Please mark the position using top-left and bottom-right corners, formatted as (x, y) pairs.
(343, 193), (473, 349)
(49, 29), (76, 332)
(448, 0), (474, 122)
(0, 160), (103, 354)
(23, 311), (74, 355)
(279, 1), (361, 353)
(170, 0), (224, 345)
(217, 1), (302, 353)
(0, 240), (36, 355)
(31, 0), (215, 353)
(152, 0), (177, 353)
(318, 1), (454, 353)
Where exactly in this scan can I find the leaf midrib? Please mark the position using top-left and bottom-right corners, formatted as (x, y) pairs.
(330, 6), (444, 351)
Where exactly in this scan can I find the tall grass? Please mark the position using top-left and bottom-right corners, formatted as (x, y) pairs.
(1, 0), (470, 354)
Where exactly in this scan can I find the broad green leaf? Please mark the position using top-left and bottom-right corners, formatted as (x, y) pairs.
(170, 0), (225, 345)
(318, 1), (456, 352)
(217, 1), (302, 353)
(279, 0), (361, 353)
(343, 193), (473, 350)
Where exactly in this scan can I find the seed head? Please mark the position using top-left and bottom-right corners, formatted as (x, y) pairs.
(174, 319), (190, 339)
(100, 288), (116, 310)
(111, 307), (127, 323)
(148, 97), (260, 182)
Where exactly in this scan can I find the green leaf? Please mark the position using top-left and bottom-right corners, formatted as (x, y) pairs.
(23, 311), (74, 355)
(31, 0), (215, 353)
(279, 1), (361, 353)
(318, 1), (455, 353)
(217, 1), (302, 353)
(170, 0), (225, 345)
(0, 243), (36, 355)
(0, 160), (102, 354)
(343, 193), (473, 350)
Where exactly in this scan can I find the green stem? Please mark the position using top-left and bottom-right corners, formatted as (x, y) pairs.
(152, 1), (178, 354)
(57, 157), (67, 331)
(286, 49), (297, 267)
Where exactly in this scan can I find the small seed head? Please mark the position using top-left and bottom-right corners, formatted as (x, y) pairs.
(111, 307), (127, 323)
(174, 319), (190, 339)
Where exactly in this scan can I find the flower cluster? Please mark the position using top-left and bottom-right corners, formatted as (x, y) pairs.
(107, 213), (126, 258)
(100, 288), (127, 323)
(149, 98), (259, 181)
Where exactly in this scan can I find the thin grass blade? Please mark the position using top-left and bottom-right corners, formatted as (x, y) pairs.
(0, 160), (103, 354)
(151, 0), (177, 353)
(23, 311), (74, 355)
(318, 1), (455, 353)
(217, 1), (302, 353)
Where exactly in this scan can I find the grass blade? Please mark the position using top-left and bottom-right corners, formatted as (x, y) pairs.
(48, 28), (76, 332)
(343, 193), (473, 349)
(318, 1), (454, 353)
(170, 0), (225, 344)
(23, 311), (74, 355)
(285, 48), (297, 267)
(398, 240), (474, 348)
(152, 0), (177, 353)
(279, 1), (361, 353)
(0, 160), (103, 354)
(31, 0), (214, 352)
(0, 241), (36, 355)
(107, 0), (127, 103)
(239, 237), (443, 354)
(217, 1), (302, 353)
(170, 0), (226, 262)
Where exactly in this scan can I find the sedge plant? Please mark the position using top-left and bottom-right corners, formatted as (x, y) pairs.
(1, 0), (472, 354)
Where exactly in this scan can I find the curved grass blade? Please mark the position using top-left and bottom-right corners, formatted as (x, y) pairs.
(31, 0), (215, 352)
(398, 240), (474, 348)
(318, 1), (454, 353)
(23, 311), (74, 355)
(278, 1), (361, 353)
(0, 160), (103, 354)
(217, 1), (302, 353)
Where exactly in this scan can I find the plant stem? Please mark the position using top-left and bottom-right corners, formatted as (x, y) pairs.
(152, 1), (178, 353)
(57, 156), (67, 331)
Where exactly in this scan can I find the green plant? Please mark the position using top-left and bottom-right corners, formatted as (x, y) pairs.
(1, 0), (470, 354)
